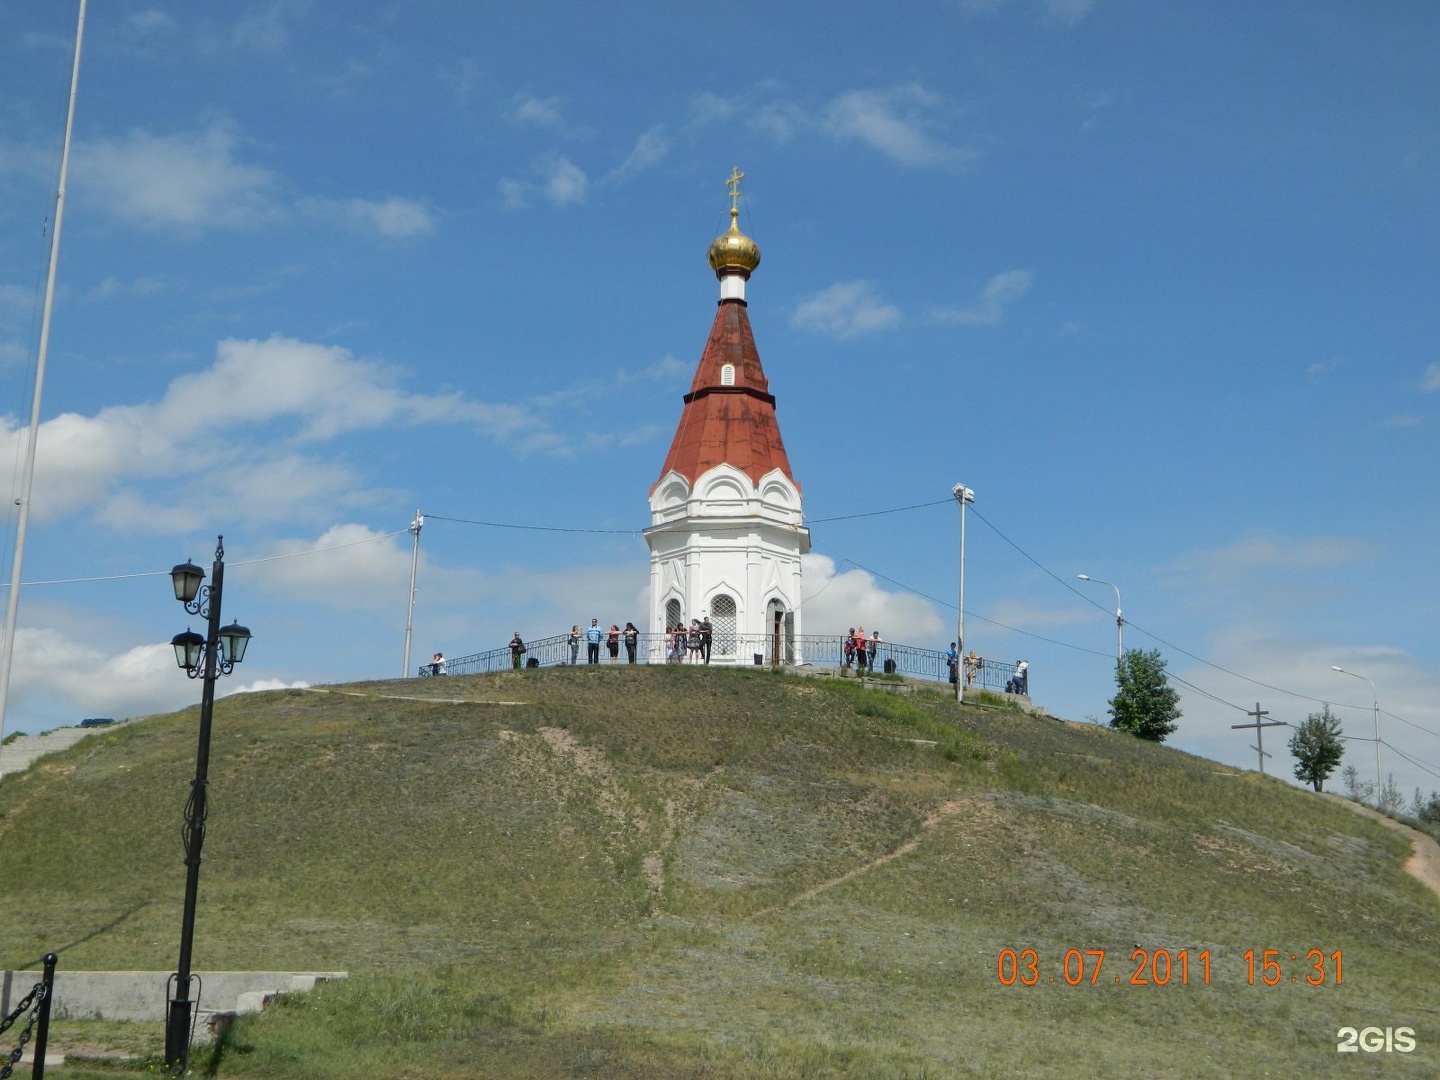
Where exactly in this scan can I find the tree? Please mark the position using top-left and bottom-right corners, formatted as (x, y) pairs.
(1288, 705), (1344, 792)
(1417, 791), (1440, 826)
(1108, 648), (1181, 743)
(1341, 764), (1374, 805)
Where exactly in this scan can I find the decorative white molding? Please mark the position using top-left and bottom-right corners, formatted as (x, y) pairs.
(645, 463), (808, 663)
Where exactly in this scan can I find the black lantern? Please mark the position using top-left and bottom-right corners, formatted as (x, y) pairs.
(170, 560), (205, 604)
(170, 629), (204, 671)
(219, 622), (251, 665)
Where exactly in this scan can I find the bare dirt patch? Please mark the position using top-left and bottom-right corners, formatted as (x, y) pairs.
(1325, 794), (1440, 901)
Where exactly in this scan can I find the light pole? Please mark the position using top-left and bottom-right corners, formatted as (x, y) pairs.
(402, 509), (423, 677)
(953, 484), (974, 701)
(165, 537), (251, 1075)
(1331, 665), (1381, 803)
(1077, 574), (1123, 664)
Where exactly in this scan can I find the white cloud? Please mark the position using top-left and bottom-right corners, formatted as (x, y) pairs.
(608, 127), (669, 183)
(247, 524), (418, 612)
(1, 629), (196, 724)
(689, 85), (968, 168)
(1044, 0), (1094, 24)
(89, 276), (166, 301)
(130, 8), (176, 33)
(500, 156), (590, 209)
(0, 623), (310, 731)
(983, 599), (1095, 631)
(959, 0), (1094, 24)
(510, 94), (566, 128)
(76, 125), (281, 231)
(231, 678), (312, 694)
(230, 1), (310, 53)
(823, 85), (973, 170)
(791, 281), (902, 340)
(688, 93), (737, 127)
(543, 156), (588, 206)
(0, 335), (562, 527)
(1168, 533), (1377, 586)
(299, 196), (435, 238)
(0, 284), (35, 311)
(932, 269), (1033, 326)
(800, 554), (946, 645)
(752, 100), (808, 143)
(1422, 363), (1440, 392)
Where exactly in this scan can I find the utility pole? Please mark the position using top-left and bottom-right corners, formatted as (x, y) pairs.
(402, 510), (423, 676)
(1231, 703), (1287, 775)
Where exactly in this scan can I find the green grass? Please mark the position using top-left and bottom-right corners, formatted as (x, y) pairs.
(1, 666), (1434, 1078)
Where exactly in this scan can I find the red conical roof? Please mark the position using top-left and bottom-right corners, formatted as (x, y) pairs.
(653, 298), (797, 492)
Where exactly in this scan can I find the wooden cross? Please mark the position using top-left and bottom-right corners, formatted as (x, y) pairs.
(1231, 703), (1287, 775)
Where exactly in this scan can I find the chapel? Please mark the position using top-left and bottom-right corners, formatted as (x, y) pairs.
(644, 170), (809, 663)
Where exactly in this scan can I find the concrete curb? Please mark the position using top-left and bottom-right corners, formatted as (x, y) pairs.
(0, 969), (347, 1023)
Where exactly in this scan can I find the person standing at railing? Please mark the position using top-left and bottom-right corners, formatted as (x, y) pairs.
(568, 626), (581, 665)
(607, 624), (621, 663)
(700, 614), (713, 664)
(844, 629), (857, 668)
(431, 652), (446, 676)
(855, 627), (868, 671)
(687, 619), (704, 663)
(586, 619), (603, 664)
(946, 642), (959, 684)
(964, 649), (980, 688)
(509, 632), (527, 670)
(1005, 659), (1029, 695)
(868, 632), (880, 671)
(623, 622), (639, 663)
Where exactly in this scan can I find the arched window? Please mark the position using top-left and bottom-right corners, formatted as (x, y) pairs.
(720, 363), (735, 386)
(666, 598), (682, 631)
(710, 594), (737, 657)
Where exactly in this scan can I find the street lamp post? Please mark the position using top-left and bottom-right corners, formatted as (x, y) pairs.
(1331, 665), (1381, 803)
(1077, 574), (1123, 664)
(165, 537), (251, 1075)
(953, 484), (974, 702)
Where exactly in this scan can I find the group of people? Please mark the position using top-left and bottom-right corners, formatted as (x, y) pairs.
(842, 627), (883, 671)
(944, 644), (984, 687)
(943, 644), (1028, 694)
(568, 619), (642, 665)
(667, 617), (712, 663)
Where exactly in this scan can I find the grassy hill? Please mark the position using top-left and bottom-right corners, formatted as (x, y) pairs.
(0, 666), (1434, 1078)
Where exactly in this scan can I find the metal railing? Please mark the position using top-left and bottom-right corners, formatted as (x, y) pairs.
(421, 633), (1024, 694)
(0, 952), (55, 1079)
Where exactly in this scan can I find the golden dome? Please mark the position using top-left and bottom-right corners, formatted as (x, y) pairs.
(708, 207), (761, 278)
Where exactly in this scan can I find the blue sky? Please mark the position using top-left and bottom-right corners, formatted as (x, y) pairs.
(1, 1), (1437, 803)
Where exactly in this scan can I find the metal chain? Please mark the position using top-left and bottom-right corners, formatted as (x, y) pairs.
(0, 981), (41, 1033)
(0, 982), (45, 1080)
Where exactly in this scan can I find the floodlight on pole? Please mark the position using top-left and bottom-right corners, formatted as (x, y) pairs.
(953, 484), (974, 702)
(1077, 574), (1123, 664)
(1331, 665), (1381, 802)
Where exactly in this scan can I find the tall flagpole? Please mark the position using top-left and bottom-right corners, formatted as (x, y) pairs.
(0, 0), (88, 742)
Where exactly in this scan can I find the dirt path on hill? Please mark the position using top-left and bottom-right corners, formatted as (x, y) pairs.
(750, 799), (972, 919)
(1324, 793), (1440, 902)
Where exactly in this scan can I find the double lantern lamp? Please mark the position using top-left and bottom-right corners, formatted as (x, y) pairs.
(162, 538), (251, 1075)
(168, 557), (250, 674)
